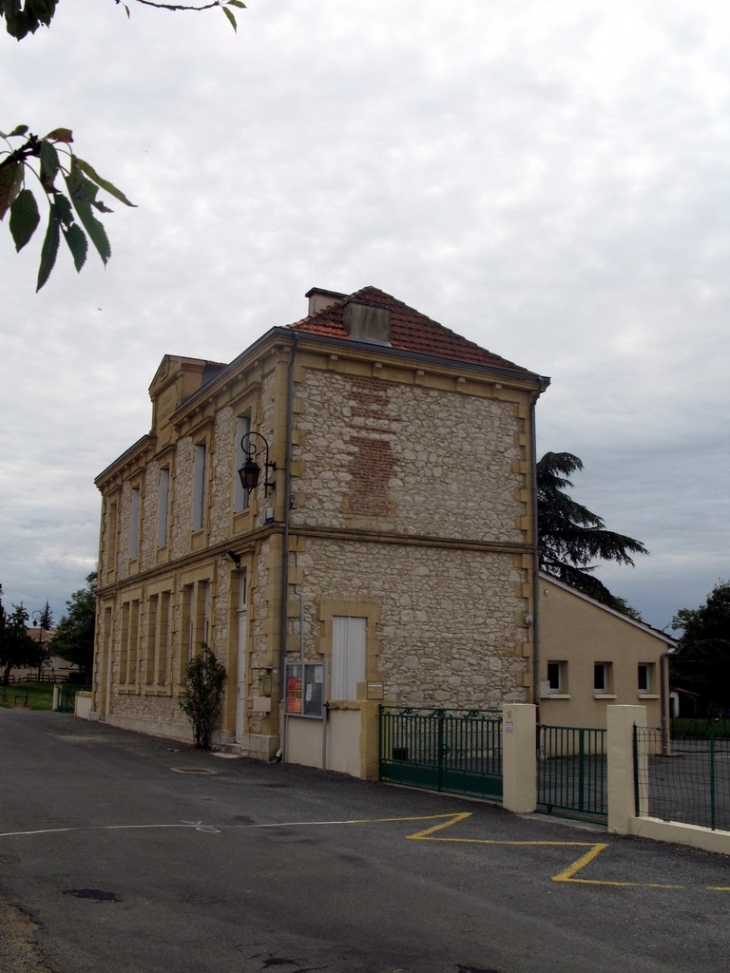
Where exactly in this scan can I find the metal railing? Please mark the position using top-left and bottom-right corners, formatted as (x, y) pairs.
(537, 724), (607, 819)
(634, 726), (730, 832)
(379, 706), (503, 799)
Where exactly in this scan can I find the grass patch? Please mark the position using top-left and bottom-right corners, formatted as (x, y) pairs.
(0, 682), (90, 712)
(0, 682), (55, 711)
(672, 717), (730, 740)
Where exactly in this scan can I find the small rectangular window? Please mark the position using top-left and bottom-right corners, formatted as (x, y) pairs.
(638, 663), (653, 694)
(192, 444), (207, 530)
(547, 661), (565, 694)
(157, 469), (170, 547)
(594, 662), (611, 694)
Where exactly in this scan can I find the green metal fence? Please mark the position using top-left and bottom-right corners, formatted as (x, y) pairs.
(56, 685), (90, 713)
(634, 726), (730, 832)
(537, 724), (607, 819)
(379, 706), (503, 800)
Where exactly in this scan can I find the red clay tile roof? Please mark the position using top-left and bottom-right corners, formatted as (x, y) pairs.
(286, 286), (534, 375)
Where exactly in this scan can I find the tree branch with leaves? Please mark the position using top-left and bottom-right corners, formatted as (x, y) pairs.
(2, 0), (246, 287)
(1, 0), (246, 40)
(1, 125), (135, 290)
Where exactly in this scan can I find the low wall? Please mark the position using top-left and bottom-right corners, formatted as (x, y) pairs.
(629, 816), (730, 856)
(74, 691), (92, 720)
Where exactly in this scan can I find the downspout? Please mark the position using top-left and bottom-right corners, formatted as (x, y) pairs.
(660, 647), (675, 756)
(278, 332), (297, 762)
(530, 380), (549, 710)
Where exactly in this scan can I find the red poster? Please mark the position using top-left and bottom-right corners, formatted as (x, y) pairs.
(286, 676), (302, 714)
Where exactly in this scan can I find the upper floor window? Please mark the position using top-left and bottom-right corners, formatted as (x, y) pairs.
(157, 468), (170, 547)
(192, 443), (207, 530)
(129, 487), (141, 559)
(233, 415), (251, 513)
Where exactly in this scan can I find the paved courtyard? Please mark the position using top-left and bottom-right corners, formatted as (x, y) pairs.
(1, 710), (730, 973)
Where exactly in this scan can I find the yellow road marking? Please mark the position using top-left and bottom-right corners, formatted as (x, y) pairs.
(366, 810), (718, 891)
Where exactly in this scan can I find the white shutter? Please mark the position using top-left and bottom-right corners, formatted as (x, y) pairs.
(331, 616), (366, 701)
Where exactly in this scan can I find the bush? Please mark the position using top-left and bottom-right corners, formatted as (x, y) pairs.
(178, 645), (227, 749)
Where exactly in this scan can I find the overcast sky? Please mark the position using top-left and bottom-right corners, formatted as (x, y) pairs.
(1, 0), (728, 632)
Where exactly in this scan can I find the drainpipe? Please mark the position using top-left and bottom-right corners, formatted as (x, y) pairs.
(529, 382), (548, 710)
(278, 332), (297, 763)
(660, 647), (675, 756)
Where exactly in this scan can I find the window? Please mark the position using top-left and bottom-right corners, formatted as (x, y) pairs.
(192, 443), (207, 530)
(145, 595), (158, 685)
(233, 415), (251, 512)
(638, 663), (654, 694)
(157, 592), (171, 685)
(146, 591), (172, 686)
(107, 499), (118, 574)
(594, 662), (612, 695)
(129, 487), (141, 558)
(180, 580), (211, 680)
(546, 661), (566, 694)
(120, 599), (140, 685)
(331, 616), (366, 701)
(157, 468), (170, 547)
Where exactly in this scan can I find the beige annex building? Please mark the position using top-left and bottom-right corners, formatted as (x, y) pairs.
(538, 573), (676, 730)
(90, 286), (550, 770)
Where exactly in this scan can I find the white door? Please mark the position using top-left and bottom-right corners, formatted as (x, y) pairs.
(331, 616), (366, 701)
(235, 574), (248, 742)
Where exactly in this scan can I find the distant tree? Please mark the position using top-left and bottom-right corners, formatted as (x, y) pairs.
(670, 581), (730, 709)
(537, 451), (648, 615)
(0, 599), (40, 685)
(49, 571), (96, 678)
(31, 599), (54, 679)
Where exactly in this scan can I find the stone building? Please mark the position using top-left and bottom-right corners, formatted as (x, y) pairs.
(90, 286), (549, 772)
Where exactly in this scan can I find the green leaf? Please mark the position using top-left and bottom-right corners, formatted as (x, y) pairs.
(39, 139), (60, 189)
(53, 192), (74, 227)
(227, 1), (247, 8)
(61, 221), (88, 273)
(91, 199), (114, 214)
(64, 163), (111, 264)
(9, 188), (40, 251)
(8, 124), (30, 137)
(0, 160), (22, 221)
(74, 156), (135, 207)
(222, 6), (237, 31)
(44, 127), (73, 144)
(36, 206), (61, 292)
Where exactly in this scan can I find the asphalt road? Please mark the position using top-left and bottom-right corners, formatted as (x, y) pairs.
(1, 710), (729, 973)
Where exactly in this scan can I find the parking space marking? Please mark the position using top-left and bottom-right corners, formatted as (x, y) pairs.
(2, 811), (726, 891)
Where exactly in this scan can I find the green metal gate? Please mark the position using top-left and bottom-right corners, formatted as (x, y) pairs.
(537, 724), (607, 819)
(57, 685), (89, 713)
(379, 706), (503, 800)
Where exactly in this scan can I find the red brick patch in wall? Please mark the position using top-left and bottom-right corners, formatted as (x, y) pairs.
(347, 436), (395, 517)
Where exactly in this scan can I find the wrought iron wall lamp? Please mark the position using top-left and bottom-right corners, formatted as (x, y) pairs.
(238, 431), (276, 499)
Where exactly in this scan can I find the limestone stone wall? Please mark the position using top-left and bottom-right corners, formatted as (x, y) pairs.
(294, 537), (530, 708)
(293, 368), (527, 542)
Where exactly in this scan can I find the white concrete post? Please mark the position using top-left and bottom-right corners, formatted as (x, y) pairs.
(607, 704), (647, 834)
(52, 685), (60, 711)
(502, 703), (537, 814)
